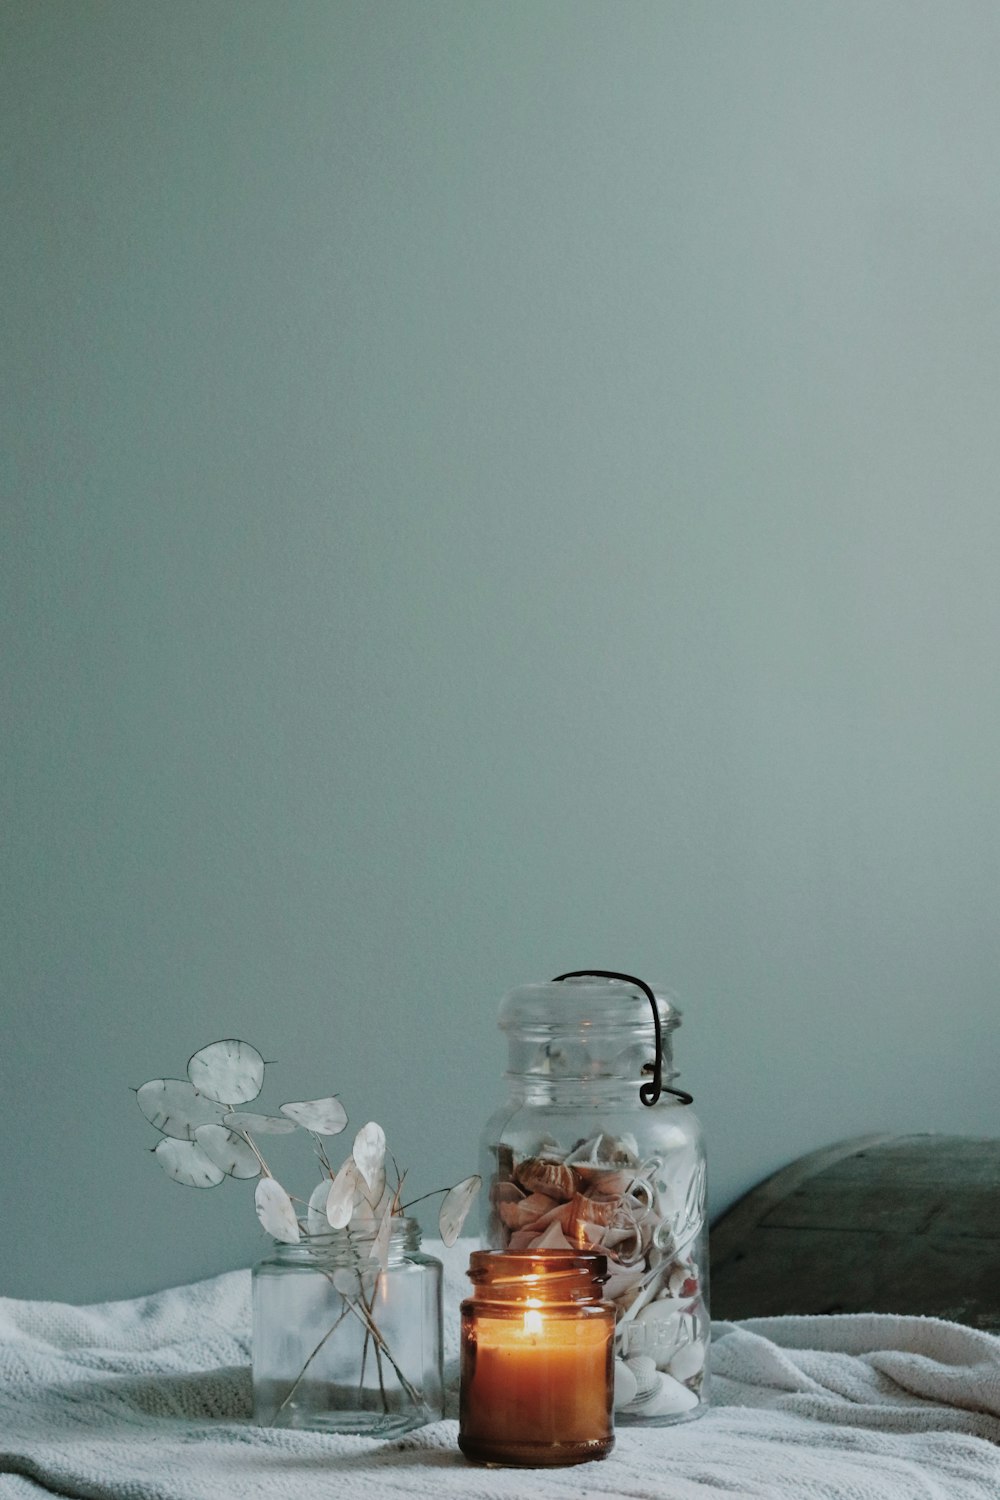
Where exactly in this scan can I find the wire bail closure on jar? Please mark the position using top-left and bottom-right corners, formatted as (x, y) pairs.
(551, 970), (694, 1109)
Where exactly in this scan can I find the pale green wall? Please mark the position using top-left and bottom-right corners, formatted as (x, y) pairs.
(3, 0), (999, 1301)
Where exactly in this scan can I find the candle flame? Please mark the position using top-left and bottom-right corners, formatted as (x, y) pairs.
(523, 1297), (543, 1336)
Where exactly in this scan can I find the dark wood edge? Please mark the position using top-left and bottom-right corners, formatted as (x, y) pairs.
(709, 1133), (903, 1269)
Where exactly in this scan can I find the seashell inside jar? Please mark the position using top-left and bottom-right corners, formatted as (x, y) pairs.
(480, 973), (710, 1425)
(513, 1156), (577, 1202)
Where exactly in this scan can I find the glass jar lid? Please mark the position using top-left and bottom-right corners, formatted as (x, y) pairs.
(499, 973), (681, 1036)
(498, 971), (687, 1106)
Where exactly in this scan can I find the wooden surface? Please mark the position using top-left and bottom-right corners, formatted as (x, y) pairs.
(709, 1134), (1000, 1331)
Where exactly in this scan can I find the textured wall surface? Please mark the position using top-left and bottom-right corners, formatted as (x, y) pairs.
(3, 0), (999, 1300)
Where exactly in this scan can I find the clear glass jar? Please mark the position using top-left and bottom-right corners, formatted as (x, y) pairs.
(459, 1249), (615, 1467)
(252, 1217), (443, 1436)
(481, 972), (709, 1425)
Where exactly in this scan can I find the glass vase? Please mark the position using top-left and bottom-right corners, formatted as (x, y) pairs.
(252, 1217), (443, 1436)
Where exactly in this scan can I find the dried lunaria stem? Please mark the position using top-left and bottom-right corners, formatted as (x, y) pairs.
(136, 1037), (481, 1419)
(137, 1039), (480, 1241)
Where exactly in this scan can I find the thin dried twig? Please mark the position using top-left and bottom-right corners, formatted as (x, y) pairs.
(270, 1303), (351, 1425)
(346, 1295), (418, 1405)
(235, 1130), (271, 1177)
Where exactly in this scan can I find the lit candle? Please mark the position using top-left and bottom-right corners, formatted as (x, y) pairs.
(459, 1250), (615, 1467)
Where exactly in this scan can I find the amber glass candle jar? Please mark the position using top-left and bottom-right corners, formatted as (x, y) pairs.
(459, 1250), (615, 1467)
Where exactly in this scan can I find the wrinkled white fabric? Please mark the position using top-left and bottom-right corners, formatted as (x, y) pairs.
(1, 1239), (998, 1499)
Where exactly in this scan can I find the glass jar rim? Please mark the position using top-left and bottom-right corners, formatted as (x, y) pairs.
(498, 976), (681, 1034)
(465, 1248), (610, 1303)
(260, 1215), (422, 1262)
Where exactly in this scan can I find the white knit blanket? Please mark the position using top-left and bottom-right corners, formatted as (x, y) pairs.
(2, 1240), (999, 1500)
